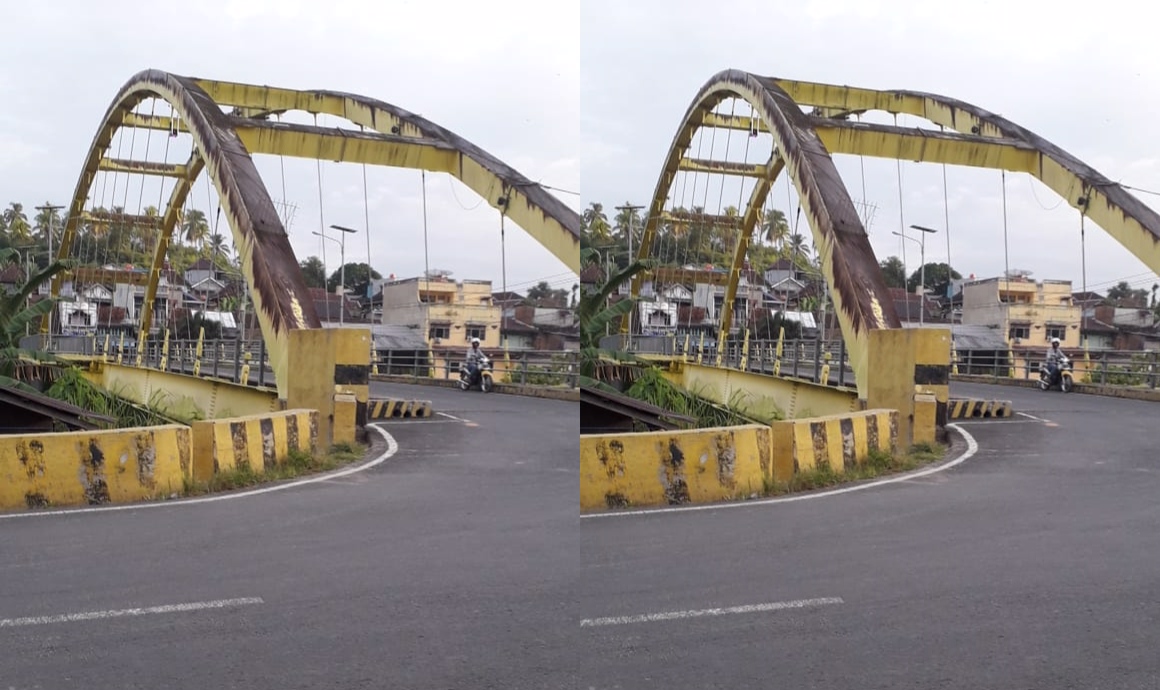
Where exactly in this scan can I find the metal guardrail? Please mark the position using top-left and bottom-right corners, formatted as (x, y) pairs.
(43, 334), (580, 389)
(615, 332), (1160, 390)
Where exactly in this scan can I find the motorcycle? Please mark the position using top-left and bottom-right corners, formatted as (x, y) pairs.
(1038, 354), (1074, 393)
(458, 354), (494, 393)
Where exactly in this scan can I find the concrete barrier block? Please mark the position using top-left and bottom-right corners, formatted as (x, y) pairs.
(773, 409), (898, 478)
(367, 398), (433, 419)
(190, 409), (318, 482)
(0, 425), (191, 511)
(580, 425), (772, 512)
(947, 398), (1014, 419)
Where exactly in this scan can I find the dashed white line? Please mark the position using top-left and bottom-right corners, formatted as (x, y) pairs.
(0, 597), (264, 628)
(580, 597), (844, 627)
(0, 426), (398, 521)
(580, 423), (979, 519)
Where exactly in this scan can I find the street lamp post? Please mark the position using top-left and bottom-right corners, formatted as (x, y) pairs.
(313, 224), (358, 325)
(893, 224), (938, 325)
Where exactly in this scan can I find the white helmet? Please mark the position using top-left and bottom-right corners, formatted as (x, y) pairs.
(1051, 337), (1060, 346)
(471, 337), (480, 345)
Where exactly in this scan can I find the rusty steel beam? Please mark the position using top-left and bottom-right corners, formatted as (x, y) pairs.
(659, 211), (744, 227)
(81, 211), (163, 227)
(193, 78), (580, 273)
(634, 69), (899, 399)
(51, 69), (321, 400)
(229, 118), (461, 171)
(677, 157), (767, 178)
(770, 77), (1160, 277)
(122, 112), (187, 133)
(97, 158), (193, 178)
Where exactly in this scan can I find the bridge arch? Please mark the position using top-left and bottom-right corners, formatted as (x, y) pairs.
(49, 69), (580, 399)
(634, 68), (1160, 398)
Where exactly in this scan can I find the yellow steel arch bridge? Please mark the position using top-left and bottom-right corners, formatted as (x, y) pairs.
(45, 69), (581, 401)
(628, 68), (1160, 401)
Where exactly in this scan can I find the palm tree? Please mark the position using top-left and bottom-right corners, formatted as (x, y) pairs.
(181, 208), (210, 250)
(582, 202), (612, 242)
(761, 208), (790, 251)
(3, 203), (31, 243)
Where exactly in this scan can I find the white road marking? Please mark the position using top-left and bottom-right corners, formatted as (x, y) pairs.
(955, 419), (1041, 425)
(580, 597), (844, 627)
(0, 426), (398, 521)
(437, 412), (471, 423)
(0, 597), (264, 628)
(581, 423), (979, 520)
(1017, 412), (1051, 423)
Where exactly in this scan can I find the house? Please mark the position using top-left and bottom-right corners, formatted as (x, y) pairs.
(888, 287), (944, 324)
(379, 275), (501, 349)
(960, 276), (1081, 349)
(309, 287), (363, 324)
(0, 263), (24, 294)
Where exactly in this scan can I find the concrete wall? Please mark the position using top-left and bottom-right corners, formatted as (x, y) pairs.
(84, 361), (279, 421)
(0, 425), (191, 510)
(580, 409), (901, 513)
(190, 409), (318, 482)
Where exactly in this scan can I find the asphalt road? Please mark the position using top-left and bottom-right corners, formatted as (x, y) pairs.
(0, 383), (580, 689)
(577, 382), (1160, 689)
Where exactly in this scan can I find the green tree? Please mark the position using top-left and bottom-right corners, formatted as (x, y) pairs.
(582, 202), (612, 242)
(0, 247), (73, 390)
(326, 262), (382, 295)
(752, 310), (803, 341)
(3, 203), (31, 243)
(905, 262), (962, 297)
(1107, 280), (1149, 306)
(181, 208), (210, 249)
(299, 256), (326, 289)
(578, 247), (653, 389)
(526, 280), (569, 306)
(879, 255), (906, 289)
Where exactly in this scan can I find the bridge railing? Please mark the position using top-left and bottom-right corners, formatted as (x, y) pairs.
(610, 333), (1160, 390)
(46, 335), (580, 389)
(957, 349), (1160, 388)
(373, 349), (580, 388)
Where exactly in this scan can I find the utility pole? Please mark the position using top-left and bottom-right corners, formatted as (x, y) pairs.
(615, 203), (644, 349)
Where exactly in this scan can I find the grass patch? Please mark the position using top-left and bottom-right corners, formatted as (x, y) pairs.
(760, 441), (947, 497)
(181, 441), (367, 496)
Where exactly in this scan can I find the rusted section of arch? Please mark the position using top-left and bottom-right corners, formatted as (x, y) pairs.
(634, 69), (899, 396)
(49, 69), (319, 398)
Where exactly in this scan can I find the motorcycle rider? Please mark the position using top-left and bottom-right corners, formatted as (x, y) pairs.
(465, 337), (485, 384)
(1045, 337), (1065, 383)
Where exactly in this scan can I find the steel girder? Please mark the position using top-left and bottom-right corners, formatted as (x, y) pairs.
(638, 69), (1160, 399)
(52, 69), (581, 400)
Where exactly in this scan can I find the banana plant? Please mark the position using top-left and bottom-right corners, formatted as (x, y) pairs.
(578, 247), (655, 390)
(0, 248), (75, 391)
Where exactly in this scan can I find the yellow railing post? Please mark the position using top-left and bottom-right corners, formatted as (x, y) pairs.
(116, 332), (125, 365)
(696, 332), (705, 365)
(160, 329), (170, 371)
(193, 327), (205, 376)
(240, 350), (252, 386)
(820, 350), (832, 386)
(371, 346), (379, 376)
(951, 341), (960, 376)
(102, 333), (111, 363)
(773, 326), (784, 376)
(683, 333), (690, 363)
(740, 328), (751, 372)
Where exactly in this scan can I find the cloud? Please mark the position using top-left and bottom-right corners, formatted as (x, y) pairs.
(580, 0), (1160, 293)
(0, 0), (578, 298)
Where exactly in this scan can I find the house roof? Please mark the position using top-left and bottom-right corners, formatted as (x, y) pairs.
(0, 263), (24, 284)
(580, 264), (603, 284)
(580, 387), (696, 431)
(0, 383), (116, 430)
(951, 324), (1008, 350)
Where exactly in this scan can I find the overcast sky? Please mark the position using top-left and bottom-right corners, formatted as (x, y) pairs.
(0, 0), (578, 297)
(582, 0), (1160, 297)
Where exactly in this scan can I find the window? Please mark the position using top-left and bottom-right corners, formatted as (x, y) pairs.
(1046, 326), (1067, 341)
(429, 325), (450, 341)
(1009, 325), (1030, 341)
(466, 326), (487, 341)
